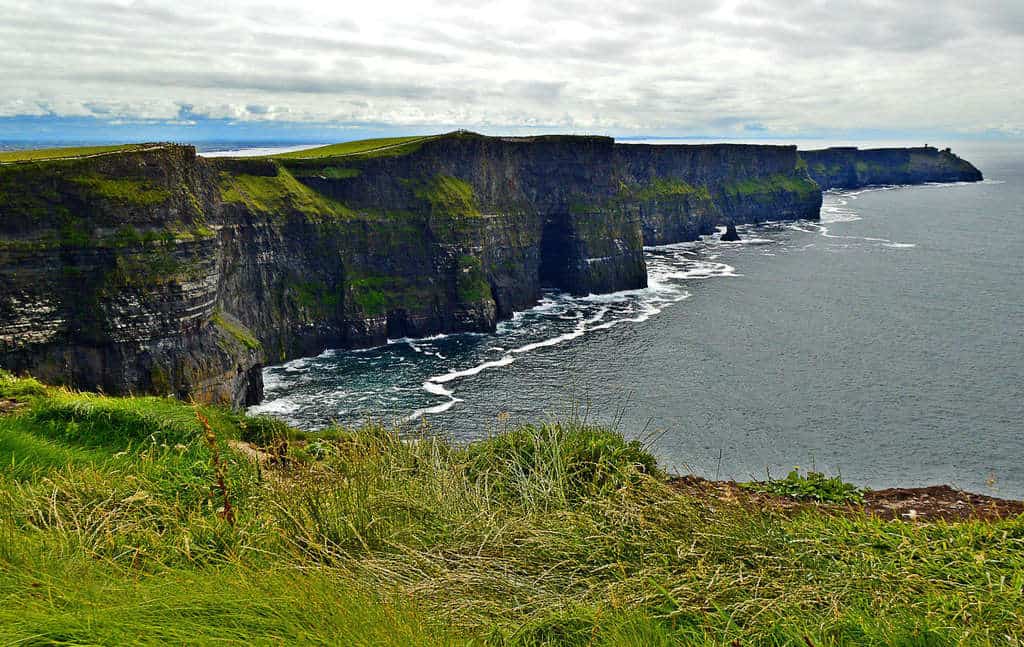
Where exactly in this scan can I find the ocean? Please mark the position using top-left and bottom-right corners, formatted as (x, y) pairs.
(230, 139), (1021, 497)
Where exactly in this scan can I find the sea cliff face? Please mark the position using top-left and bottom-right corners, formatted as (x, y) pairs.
(801, 146), (983, 189)
(0, 134), (978, 406)
(613, 143), (822, 245)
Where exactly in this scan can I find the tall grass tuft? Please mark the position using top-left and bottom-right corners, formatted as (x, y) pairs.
(462, 421), (663, 507)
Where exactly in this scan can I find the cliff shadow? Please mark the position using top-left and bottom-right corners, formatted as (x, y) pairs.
(538, 215), (573, 290)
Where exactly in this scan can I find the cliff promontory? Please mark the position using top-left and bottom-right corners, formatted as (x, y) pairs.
(801, 145), (983, 189)
(0, 133), (979, 406)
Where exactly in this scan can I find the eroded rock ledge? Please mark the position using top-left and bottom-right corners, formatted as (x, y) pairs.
(0, 133), (979, 405)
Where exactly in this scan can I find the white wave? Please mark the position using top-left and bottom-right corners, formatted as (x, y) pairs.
(429, 355), (516, 385)
(820, 213), (862, 224)
(661, 260), (738, 279)
(819, 201), (862, 224)
(283, 358), (310, 372)
(348, 331), (462, 355)
(422, 381), (455, 397)
(388, 333), (452, 344)
(833, 185), (899, 198)
(643, 240), (701, 252)
(832, 180), (988, 198)
(248, 396), (303, 416)
(882, 242), (917, 248)
(922, 181), (979, 188)
(406, 396), (462, 421)
(261, 370), (288, 391)
(578, 287), (652, 302)
(588, 298), (682, 330)
(511, 329), (585, 353)
(394, 337), (447, 359)
(794, 219), (919, 250)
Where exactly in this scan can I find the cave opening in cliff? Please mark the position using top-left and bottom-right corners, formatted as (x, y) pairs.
(538, 217), (573, 289)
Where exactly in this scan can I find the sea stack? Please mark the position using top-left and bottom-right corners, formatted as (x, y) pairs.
(721, 224), (741, 241)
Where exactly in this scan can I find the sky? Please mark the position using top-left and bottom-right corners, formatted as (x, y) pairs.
(1, 0), (1021, 143)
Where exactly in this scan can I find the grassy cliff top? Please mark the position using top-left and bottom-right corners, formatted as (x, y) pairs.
(1, 370), (1022, 645)
(0, 143), (157, 163)
(268, 135), (442, 160)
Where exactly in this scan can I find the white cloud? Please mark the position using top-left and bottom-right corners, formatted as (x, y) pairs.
(0, 0), (1020, 135)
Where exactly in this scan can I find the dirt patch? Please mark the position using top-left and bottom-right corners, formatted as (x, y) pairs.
(227, 439), (272, 464)
(862, 485), (1024, 521)
(0, 398), (25, 415)
(669, 475), (1024, 522)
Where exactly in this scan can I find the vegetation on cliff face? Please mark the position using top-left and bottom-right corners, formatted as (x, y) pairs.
(211, 311), (262, 351)
(1, 372), (1021, 645)
(617, 177), (713, 202)
(414, 174), (482, 217)
(456, 254), (493, 303)
(723, 173), (820, 199)
(348, 275), (439, 316)
(217, 166), (354, 218)
(71, 175), (173, 207)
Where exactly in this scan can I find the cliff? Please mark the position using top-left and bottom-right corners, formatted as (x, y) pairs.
(0, 133), (910, 406)
(801, 146), (983, 189)
(613, 143), (821, 245)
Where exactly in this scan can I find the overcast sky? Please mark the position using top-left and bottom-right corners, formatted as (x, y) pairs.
(1, 0), (1021, 140)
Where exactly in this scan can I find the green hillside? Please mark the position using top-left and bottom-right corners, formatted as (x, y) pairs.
(1, 373), (1021, 645)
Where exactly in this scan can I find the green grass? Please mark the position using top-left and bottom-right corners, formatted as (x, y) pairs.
(218, 167), (353, 218)
(455, 254), (493, 303)
(349, 275), (437, 316)
(71, 175), (172, 206)
(288, 279), (343, 317)
(619, 177), (713, 202)
(0, 557), (463, 646)
(212, 311), (262, 351)
(0, 144), (147, 163)
(724, 173), (820, 199)
(1, 372), (1022, 645)
(414, 174), (481, 217)
(270, 136), (438, 160)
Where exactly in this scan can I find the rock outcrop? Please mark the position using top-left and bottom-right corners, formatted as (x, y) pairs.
(800, 146), (983, 189)
(0, 133), (979, 406)
(720, 225), (741, 242)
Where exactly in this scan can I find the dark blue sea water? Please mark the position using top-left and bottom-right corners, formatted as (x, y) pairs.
(241, 141), (1023, 497)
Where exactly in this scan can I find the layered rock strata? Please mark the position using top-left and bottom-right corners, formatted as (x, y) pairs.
(1, 133), (977, 405)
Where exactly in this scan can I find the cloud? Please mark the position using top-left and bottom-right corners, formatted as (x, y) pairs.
(0, 0), (1019, 137)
